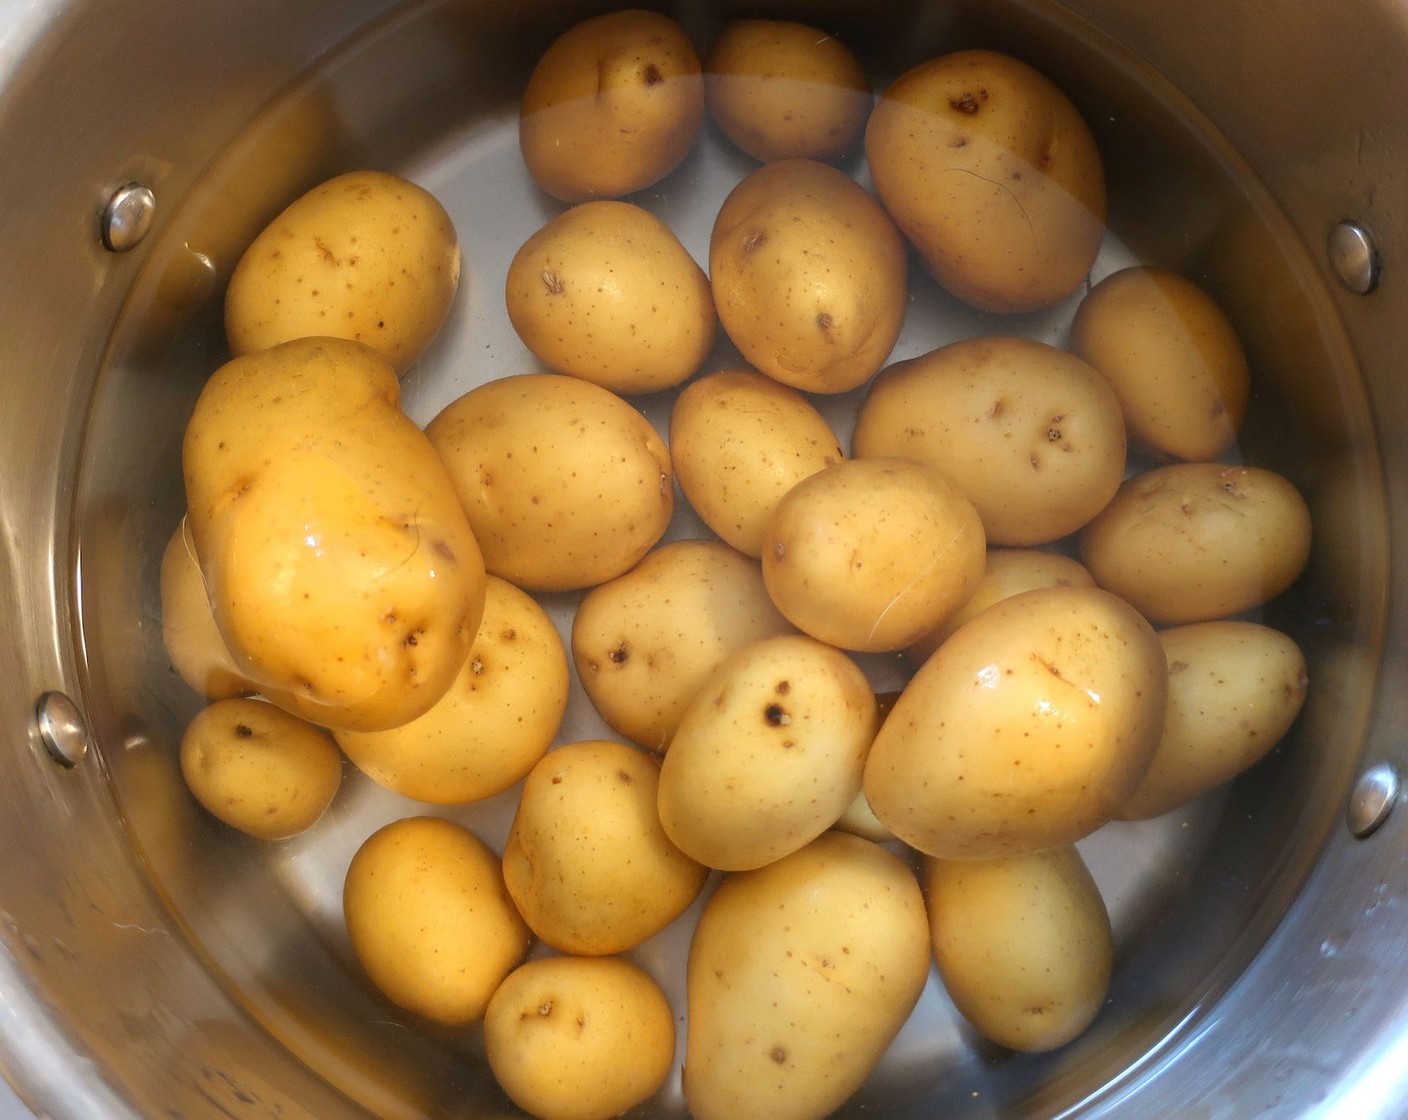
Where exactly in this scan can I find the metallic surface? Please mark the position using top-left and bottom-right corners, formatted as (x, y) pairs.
(33, 691), (90, 767)
(99, 183), (157, 253)
(1328, 220), (1383, 296)
(1348, 761), (1401, 839)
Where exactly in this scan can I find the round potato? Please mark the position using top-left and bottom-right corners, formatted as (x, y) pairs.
(425, 373), (673, 592)
(485, 956), (676, 1120)
(1079, 462), (1313, 624)
(572, 539), (795, 751)
(865, 49), (1106, 313)
(519, 9), (704, 202)
(925, 845), (1113, 1052)
(1072, 266), (1251, 462)
(343, 816), (531, 1026)
(224, 171), (460, 374)
(179, 698), (342, 840)
(864, 585), (1167, 859)
(670, 367), (845, 557)
(704, 20), (870, 163)
(503, 740), (709, 955)
(506, 200), (716, 394)
(334, 575), (569, 804)
(853, 337), (1126, 545)
(1120, 621), (1308, 819)
(658, 634), (877, 871)
(761, 458), (987, 652)
(160, 517), (255, 700)
(709, 159), (906, 394)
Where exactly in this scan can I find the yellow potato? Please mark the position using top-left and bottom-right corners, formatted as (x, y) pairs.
(1120, 621), (1309, 819)
(572, 539), (795, 751)
(224, 171), (460, 374)
(425, 373), (673, 592)
(670, 367), (845, 557)
(334, 575), (569, 804)
(864, 585), (1167, 859)
(834, 691), (900, 843)
(684, 831), (930, 1120)
(865, 49), (1106, 313)
(179, 698), (342, 841)
(1072, 266), (1251, 462)
(182, 337), (486, 732)
(761, 458), (987, 652)
(924, 845), (1113, 1052)
(658, 634), (877, 871)
(343, 816), (530, 1025)
(853, 337), (1127, 545)
(704, 20), (871, 163)
(1079, 462), (1313, 624)
(502, 740), (709, 955)
(160, 517), (255, 700)
(506, 200), (716, 394)
(519, 9), (704, 202)
(484, 956), (676, 1120)
(709, 158), (906, 394)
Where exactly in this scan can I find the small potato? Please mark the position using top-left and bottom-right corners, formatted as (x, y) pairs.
(1072, 266), (1251, 462)
(334, 575), (569, 804)
(853, 337), (1126, 545)
(224, 171), (460, 374)
(865, 50), (1106, 313)
(1120, 622), (1308, 819)
(864, 585), (1167, 859)
(485, 956), (675, 1120)
(503, 741), (709, 955)
(179, 698), (342, 840)
(343, 816), (531, 1025)
(572, 539), (795, 751)
(1079, 462), (1313, 624)
(670, 367), (844, 557)
(425, 373), (673, 592)
(658, 634), (877, 871)
(160, 518), (255, 700)
(762, 458), (987, 653)
(520, 10), (704, 202)
(506, 201), (716, 394)
(925, 846), (1113, 1052)
(684, 831), (931, 1120)
(704, 20), (871, 163)
(709, 159), (906, 394)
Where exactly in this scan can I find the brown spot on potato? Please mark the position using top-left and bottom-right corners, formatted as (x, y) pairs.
(234, 724), (254, 738)
(770, 1046), (787, 1065)
(643, 63), (663, 86)
(949, 92), (982, 114)
(541, 269), (566, 295)
(741, 228), (767, 254)
(764, 704), (791, 727)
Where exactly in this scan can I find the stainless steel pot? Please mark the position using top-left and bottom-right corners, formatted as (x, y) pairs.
(2, 0), (1405, 1116)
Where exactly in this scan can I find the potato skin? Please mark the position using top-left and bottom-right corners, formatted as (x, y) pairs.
(519, 9), (704, 202)
(182, 337), (486, 732)
(224, 171), (460, 374)
(709, 159), (906, 394)
(684, 831), (931, 1120)
(160, 518), (255, 700)
(865, 50), (1106, 313)
(506, 201), (716, 394)
(924, 846), (1113, 1052)
(1079, 462), (1313, 624)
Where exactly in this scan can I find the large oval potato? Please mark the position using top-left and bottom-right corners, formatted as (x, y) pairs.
(506, 200), (716, 394)
(224, 171), (460, 374)
(334, 575), (569, 804)
(853, 337), (1126, 545)
(425, 373), (673, 592)
(519, 9), (704, 202)
(182, 337), (486, 732)
(1079, 462), (1313, 624)
(864, 585), (1167, 859)
(709, 159), (906, 394)
(684, 831), (931, 1120)
(160, 517), (256, 700)
(572, 539), (795, 751)
(865, 49), (1106, 313)
(1120, 621), (1308, 819)
(925, 845), (1113, 1052)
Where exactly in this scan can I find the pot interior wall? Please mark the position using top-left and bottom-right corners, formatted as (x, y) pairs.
(69, 0), (1384, 1116)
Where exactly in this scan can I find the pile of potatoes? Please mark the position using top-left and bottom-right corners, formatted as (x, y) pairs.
(161, 9), (1315, 1120)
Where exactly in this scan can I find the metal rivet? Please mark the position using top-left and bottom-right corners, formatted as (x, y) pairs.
(101, 183), (156, 252)
(1327, 221), (1380, 295)
(1348, 761), (1399, 838)
(34, 692), (90, 768)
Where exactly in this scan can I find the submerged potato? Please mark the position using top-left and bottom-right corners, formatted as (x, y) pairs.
(160, 517), (255, 700)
